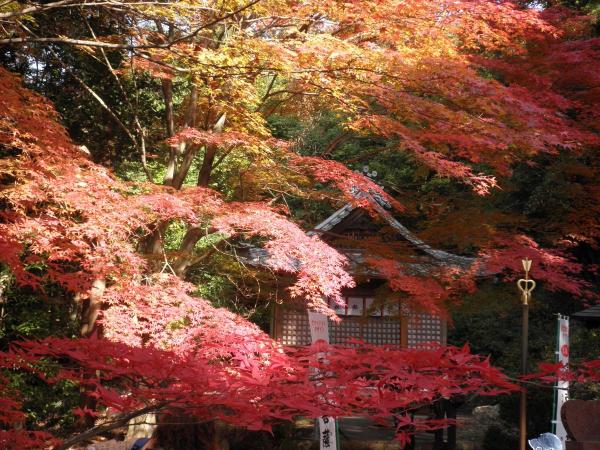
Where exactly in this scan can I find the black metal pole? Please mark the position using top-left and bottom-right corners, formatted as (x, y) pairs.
(520, 300), (529, 450)
(517, 259), (535, 450)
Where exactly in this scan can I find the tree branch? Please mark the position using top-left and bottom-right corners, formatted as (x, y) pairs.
(1, 0), (263, 49)
(0, 0), (77, 20)
(54, 402), (169, 450)
(83, 14), (153, 182)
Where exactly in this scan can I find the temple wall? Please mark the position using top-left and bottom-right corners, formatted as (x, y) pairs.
(275, 306), (445, 348)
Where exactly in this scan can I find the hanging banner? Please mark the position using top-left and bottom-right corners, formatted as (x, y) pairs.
(307, 311), (339, 450)
(552, 315), (569, 446)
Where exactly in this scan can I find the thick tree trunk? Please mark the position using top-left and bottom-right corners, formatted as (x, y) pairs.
(162, 84), (198, 187)
(77, 277), (106, 429)
(197, 113), (226, 187)
(173, 144), (199, 189)
(171, 227), (205, 275)
(197, 145), (217, 187)
(162, 79), (177, 186)
(208, 421), (230, 450)
(149, 86), (201, 256)
(80, 277), (106, 337)
(143, 222), (170, 256)
(162, 80), (176, 138)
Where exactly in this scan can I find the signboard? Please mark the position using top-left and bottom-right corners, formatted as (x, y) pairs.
(307, 311), (339, 450)
(308, 311), (330, 343)
(317, 416), (338, 449)
(552, 315), (569, 446)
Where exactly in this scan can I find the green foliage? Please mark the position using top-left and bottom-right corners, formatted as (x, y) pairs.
(0, 273), (81, 434)
(115, 159), (166, 183)
(0, 278), (79, 345)
(7, 370), (80, 434)
(189, 261), (274, 332)
(163, 221), (189, 252)
(266, 114), (304, 141)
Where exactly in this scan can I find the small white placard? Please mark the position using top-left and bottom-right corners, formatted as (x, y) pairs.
(318, 416), (338, 450)
(308, 311), (330, 343)
(347, 297), (363, 316)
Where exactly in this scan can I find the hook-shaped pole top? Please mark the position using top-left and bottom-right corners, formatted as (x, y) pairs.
(518, 259), (535, 305)
(522, 258), (532, 279)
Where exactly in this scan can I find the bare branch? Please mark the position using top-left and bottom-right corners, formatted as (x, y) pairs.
(0, 0), (77, 20)
(0, 36), (139, 48)
(169, 0), (262, 46)
(1, 0), (263, 49)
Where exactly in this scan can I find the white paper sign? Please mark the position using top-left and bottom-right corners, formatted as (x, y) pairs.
(347, 297), (363, 316)
(308, 311), (330, 343)
(307, 310), (338, 450)
(317, 416), (338, 449)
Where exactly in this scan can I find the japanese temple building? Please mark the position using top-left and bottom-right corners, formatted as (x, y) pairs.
(261, 190), (474, 349)
(242, 190), (470, 449)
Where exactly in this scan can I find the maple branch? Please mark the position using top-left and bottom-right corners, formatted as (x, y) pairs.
(262, 89), (319, 98)
(143, 222), (169, 256)
(263, 92), (300, 117)
(211, 146), (234, 170)
(161, 81), (175, 138)
(171, 227), (221, 276)
(0, 36), (138, 48)
(69, 69), (153, 179)
(172, 143), (199, 189)
(263, 74), (278, 100)
(257, 73), (278, 110)
(132, 50), (189, 73)
(13, 20), (150, 178)
(1, 0), (262, 48)
(322, 131), (352, 158)
(54, 402), (169, 450)
(171, 87), (200, 189)
(0, 0), (78, 19)
(168, 0), (263, 47)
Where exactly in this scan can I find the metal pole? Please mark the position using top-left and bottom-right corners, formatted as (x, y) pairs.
(519, 299), (529, 450)
(518, 259), (536, 450)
